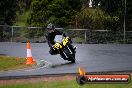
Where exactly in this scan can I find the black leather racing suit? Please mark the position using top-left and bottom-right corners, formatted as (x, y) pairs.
(46, 29), (66, 55)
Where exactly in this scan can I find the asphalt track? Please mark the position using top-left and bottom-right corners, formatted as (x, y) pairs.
(0, 42), (132, 77)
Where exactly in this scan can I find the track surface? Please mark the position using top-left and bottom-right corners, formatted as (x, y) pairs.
(0, 42), (132, 77)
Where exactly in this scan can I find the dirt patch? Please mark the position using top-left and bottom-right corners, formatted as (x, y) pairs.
(0, 75), (76, 85)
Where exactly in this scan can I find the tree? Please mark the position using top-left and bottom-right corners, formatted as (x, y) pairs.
(18, 0), (31, 14)
(92, 0), (132, 31)
(126, 0), (132, 31)
(0, 0), (18, 25)
(27, 0), (50, 27)
(0, 0), (18, 41)
(76, 8), (105, 29)
(27, 0), (83, 27)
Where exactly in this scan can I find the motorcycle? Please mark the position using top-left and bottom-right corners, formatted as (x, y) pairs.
(52, 35), (76, 63)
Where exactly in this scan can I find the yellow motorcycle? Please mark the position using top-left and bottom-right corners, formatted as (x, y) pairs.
(53, 35), (76, 63)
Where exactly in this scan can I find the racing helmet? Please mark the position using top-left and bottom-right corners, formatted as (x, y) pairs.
(47, 23), (55, 30)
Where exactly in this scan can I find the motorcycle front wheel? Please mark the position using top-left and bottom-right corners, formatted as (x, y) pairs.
(60, 47), (75, 63)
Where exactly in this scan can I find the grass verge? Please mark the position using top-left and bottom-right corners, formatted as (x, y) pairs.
(0, 78), (131, 88)
(0, 56), (32, 71)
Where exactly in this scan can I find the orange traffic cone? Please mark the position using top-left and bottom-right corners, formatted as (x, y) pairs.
(26, 42), (36, 65)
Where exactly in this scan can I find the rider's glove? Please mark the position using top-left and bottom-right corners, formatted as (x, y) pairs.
(52, 43), (62, 50)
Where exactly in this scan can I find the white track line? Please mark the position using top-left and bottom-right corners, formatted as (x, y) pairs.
(25, 60), (52, 71)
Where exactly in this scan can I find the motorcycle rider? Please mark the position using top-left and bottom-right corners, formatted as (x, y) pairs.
(46, 23), (66, 55)
(46, 23), (75, 55)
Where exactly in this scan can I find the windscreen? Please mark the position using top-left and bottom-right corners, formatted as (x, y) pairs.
(54, 35), (63, 43)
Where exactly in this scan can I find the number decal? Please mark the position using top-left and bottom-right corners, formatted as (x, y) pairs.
(63, 37), (68, 46)
(53, 43), (62, 49)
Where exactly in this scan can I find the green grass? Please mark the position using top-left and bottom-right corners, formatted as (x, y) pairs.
(0, 79), (132, 88)
(0, 56), (31, 71)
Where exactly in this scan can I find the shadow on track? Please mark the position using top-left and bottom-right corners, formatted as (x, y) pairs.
(50, 62), (75, 68)
(0, 54), (7, 56)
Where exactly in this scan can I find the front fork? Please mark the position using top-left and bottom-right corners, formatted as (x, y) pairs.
(66, 45), (73, 54)
(61, 44), (75, 59)
(62, 50), (68, 58)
